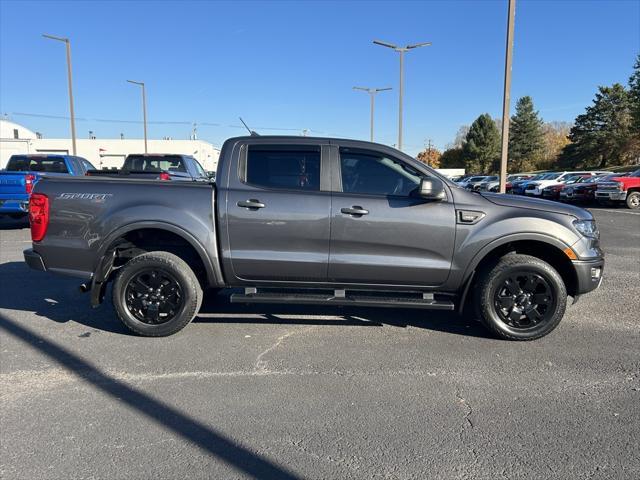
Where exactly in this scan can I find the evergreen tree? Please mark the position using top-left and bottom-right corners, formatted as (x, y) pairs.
(629, 54), (640, 132)
(559, 84), (631, 168)
(508, 96), (545, 172)
(439, 147), (465, 168)
(463, 114), (501, 174)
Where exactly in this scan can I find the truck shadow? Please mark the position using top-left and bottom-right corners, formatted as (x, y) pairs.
(0, 216), (29, 230)
(0, 312), (304, 480)
(0, 261), (491, 339)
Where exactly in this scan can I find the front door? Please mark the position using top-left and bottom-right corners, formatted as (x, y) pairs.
(328, 146), (456, 286)
(225, 143), (331, 282)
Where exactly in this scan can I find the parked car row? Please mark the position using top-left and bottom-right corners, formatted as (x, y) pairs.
(0, 153), (211, 218)
(454, 169), (640, 209)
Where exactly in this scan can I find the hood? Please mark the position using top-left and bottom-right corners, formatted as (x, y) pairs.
(481, 192), (592, 219)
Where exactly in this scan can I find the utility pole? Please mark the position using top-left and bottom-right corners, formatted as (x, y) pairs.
(499, 0), (516, 193)
(353, 86), (392, 141)
(43, 34), (77, 155)
(127, 80), (148, 153)
(373, 39), (431, 151)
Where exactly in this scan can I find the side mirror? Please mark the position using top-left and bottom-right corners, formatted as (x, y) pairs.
(418, 177), (446, 200)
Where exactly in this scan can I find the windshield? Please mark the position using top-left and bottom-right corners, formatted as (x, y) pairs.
(5, 155), (69, 173)
(542, 173), (561, 180)
(468, 176), (485, 182)
(630, 169), (640, 177)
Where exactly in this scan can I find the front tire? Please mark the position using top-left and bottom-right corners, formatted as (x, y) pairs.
(112, 251), (203, 336)
(475, 254), (567, 341)
(626, 191), (640, 209)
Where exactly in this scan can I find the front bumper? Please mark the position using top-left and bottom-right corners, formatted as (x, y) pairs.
(572, 257), (604, 295)
(24, 248), (46, 272)
(595, 190), (627, 201)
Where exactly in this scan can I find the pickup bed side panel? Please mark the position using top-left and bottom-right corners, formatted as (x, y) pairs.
(31, 177), (223, 285)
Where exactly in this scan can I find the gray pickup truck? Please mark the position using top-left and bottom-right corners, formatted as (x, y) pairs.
(24, 136), (604, 340)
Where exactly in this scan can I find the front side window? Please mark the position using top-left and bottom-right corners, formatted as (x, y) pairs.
(245, 146), (321, 191)
(340, 148), (421, 196)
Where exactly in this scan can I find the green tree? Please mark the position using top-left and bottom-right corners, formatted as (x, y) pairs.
(439, 147), (465, 169)
(463, 114), (500, 174)
(629, 54), (640, 132)
(559, 84), (632, 168)
(508, 96), (545, 173)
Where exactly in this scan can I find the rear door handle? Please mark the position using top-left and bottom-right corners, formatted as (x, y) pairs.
(341, 206), (369, 216)
(237, 199), (265, 209)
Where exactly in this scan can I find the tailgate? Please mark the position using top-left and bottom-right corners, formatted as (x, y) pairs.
(0, 172), (29, 196)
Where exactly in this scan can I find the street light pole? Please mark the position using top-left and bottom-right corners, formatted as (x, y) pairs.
(499, 0), (516, 194)
(353, 86), (392, 142)
(373, 40), (431, 151)
(127, 80), (148, 153)
(43, 34), (77, 155)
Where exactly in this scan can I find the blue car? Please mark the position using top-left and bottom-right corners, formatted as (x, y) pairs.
(0, 154), (95, 218)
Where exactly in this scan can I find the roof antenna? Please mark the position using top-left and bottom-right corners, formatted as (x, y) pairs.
(239, 117), (259, 136)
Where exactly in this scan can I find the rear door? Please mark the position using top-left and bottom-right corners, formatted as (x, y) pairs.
(224, 142), (331, 282)
(328, 146), (456, 286)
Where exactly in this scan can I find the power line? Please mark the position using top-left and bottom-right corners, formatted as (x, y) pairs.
(8, 111), (341, 135)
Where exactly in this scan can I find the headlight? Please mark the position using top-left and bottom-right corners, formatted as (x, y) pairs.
(573, 219), (599, 239)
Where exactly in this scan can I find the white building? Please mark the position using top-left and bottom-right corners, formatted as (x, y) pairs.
(0, 119), (220, 171)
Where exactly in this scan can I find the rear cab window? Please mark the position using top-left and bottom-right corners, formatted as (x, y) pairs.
(243, 145), (321, 191)
(124, 155), (187, 173)
(6, 156), (69, 173)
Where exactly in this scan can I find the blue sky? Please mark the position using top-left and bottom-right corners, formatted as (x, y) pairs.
(1, 0), (638, 155)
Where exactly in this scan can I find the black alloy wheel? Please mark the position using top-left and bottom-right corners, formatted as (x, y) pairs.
(124, 269), (184, 324)
(493, 272), (556, 329)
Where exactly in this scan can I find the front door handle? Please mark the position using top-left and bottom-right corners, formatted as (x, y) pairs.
(341, 206), (369, 216)
(237, 199), (265, 209)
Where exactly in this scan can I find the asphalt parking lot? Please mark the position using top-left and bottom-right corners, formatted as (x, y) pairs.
(1, 207), (639, 480)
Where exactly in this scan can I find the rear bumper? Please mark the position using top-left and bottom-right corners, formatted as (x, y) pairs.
(572, 258), (604, 295)
(0, 198), (29, 214)
(23, 248), (46, 272)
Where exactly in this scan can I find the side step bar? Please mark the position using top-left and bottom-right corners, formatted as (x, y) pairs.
(230, 289), (455, 311)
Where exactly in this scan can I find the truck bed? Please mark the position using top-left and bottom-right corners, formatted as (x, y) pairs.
(29, 176), (218, 281)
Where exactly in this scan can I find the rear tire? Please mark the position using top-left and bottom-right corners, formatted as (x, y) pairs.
(475, 254), (567, 341)
(112, 251), (202, 336)
(626, 191), (640, 209)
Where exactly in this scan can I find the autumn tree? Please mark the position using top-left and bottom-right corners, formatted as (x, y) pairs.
(508, 96), (545, 172)
(463, 114), (501, 174)
(416, 147), (442, 168)
(538, 121), (571, 170)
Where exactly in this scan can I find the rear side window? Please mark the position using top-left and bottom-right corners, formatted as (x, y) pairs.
(245, 146), (321, 191)
(6, 156), (69, 173)
(124, 155), (187, 173)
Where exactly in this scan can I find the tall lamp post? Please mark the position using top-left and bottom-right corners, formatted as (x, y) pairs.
(499, 0), (516, 193)
(373, 39), (431, 151)
(43, 34), (77, 155)
(353, 86), (392, 142)
(126, 80), (148, 153)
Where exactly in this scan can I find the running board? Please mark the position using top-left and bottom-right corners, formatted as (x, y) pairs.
(230, 289), (455, 310)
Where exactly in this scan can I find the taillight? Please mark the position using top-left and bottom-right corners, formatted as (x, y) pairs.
(159, 172), (171, 181)
(29, 193), (49, 242)
(25, 173), (36, 194)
